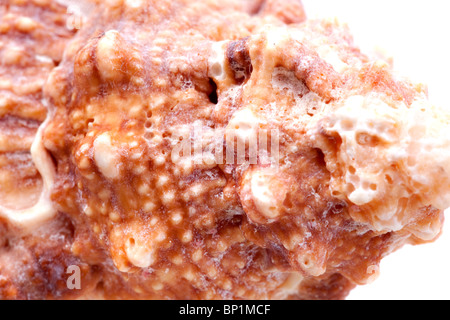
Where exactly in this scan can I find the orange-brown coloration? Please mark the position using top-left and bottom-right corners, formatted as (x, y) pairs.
(0, 0), (75, 209)
(0, 0), (448, 300)
(0, 0), (84, 299)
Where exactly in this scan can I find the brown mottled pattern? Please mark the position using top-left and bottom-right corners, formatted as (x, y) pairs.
(0, 0), (447, 300)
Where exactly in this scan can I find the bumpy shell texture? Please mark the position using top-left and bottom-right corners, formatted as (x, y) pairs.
(0, 0), (449, 300)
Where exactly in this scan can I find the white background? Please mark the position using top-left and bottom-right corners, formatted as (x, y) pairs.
(302, 0), (450, 300)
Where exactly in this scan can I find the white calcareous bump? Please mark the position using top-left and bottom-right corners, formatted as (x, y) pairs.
(2, 46), (24, 65)
(15, 16), (39, 33)
(396, 99), (450, 210)
(365, 264), (380, 284)
(93, 132), (121, 179)
(297, 253), (326, 277)
(143, 201), (156, 212)
(156, 175), (169, 187)
(137, 183), (150, 195)
(35, 54), (54, 65)
(265, 26), (290, 52)
(226, 108), (261, 148)
(241, 167), (287, 223)
(208, 41), (227, 81)
(310, 94), (402, 209)
(181, 230), (193, 243)
(161, 191), (175, 205)
(125, 0), (144, 8)
(409, 215), (442, 242)
(0, 116), (56, 231)
(170, 211), (183, 225)
(348, 186), (378, 207)
(251, 171), (280, 219)
(277, 273), (304, 299)
(0, 96), (8, 109)
(309, 93), (450, 234)
(96, 30), (137, 81)
(125, 237), (155, 268)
